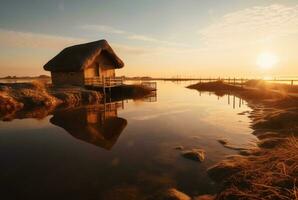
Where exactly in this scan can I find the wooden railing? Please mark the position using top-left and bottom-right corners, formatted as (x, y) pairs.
(140, 81), (157, 90)
(85, 77), (124, 87)
(125, 77), (298, 86)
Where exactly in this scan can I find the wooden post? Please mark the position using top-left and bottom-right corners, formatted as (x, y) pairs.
(103, 76), (106, 96)
(233, 78), (236, 85)
(291, 80), (294, 86)
(108, 77), (111, 95)
(109, 87), (111, 101)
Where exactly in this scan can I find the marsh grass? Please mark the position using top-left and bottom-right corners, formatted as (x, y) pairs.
(0, 81), (103, 119)
(188, 80), (298, 200)
(214, 137), (298, 200)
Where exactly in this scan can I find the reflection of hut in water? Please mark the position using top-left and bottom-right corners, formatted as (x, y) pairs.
(140, 91), (157, 102)
(50, 102), (127, 150)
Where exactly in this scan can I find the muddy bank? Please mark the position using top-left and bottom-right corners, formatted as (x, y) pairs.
(0, 82), (154, 121)
(187, 81), (298, 200)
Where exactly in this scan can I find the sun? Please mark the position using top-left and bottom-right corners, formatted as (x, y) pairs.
(256, 52), (278, 70)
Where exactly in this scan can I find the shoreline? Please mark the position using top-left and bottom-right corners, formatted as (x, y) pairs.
(0, 81), (154, 121)
(187, 80), (298, 200)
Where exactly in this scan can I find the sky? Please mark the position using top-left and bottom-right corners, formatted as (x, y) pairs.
(0, 0), (298, 78)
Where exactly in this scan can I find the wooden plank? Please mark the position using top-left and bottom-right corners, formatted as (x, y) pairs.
(85, 76), (124, 88)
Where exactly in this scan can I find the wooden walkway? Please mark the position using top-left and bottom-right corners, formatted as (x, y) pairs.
(85, 77), (124, 88)
(140, 81), (157, 90)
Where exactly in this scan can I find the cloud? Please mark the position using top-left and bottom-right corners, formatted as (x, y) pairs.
(0, 28), (156, 57)
(79, 24), (127, 35)
(198, 4), (298, 48)
(79, 24), (187, 47)
(111, 44), (151, 55)
(0, 29), (86, 50)
(127, 34), (158, 42)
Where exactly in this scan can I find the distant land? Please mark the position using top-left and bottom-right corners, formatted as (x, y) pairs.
(0, 75), (50, 79)
(0, 75), (154, 80)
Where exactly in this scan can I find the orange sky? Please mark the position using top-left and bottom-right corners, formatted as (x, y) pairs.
(0, 1), (298, 78)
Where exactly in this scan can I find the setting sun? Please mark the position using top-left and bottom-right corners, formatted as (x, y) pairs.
(257, 52), (279, 70)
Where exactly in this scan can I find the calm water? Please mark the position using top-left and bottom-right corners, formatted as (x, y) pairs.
(0, 81), (256, 199)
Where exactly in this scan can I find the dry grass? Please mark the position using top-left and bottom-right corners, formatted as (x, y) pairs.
(19, 81), (59, 107)
(187, 80), (243, 92)
(0, 81), (103, 119)
(0, 81), (154, 121)
(245, 80), (298, 94)
(214, 137), (298, 200)
(188, 80), (298, 200)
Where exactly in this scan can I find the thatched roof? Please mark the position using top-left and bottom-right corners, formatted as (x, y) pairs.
(44, 40), (124, 72)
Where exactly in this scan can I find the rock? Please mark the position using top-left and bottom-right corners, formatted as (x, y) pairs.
(182, 149), (205, 162)
(148, 188), (191, 200)
(258, 138), (285, 148)
(217, 138), (248, 151)
(174, 145), (184, 150)
(239, 148), (261, 156)
(222, 144), (248, 151)
(237, 111), (250, 115)
(239, 150), (251, 156)
(217, 139), (228, 145)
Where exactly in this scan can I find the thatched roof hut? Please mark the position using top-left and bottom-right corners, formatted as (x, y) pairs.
(44, 40), (124, 86)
